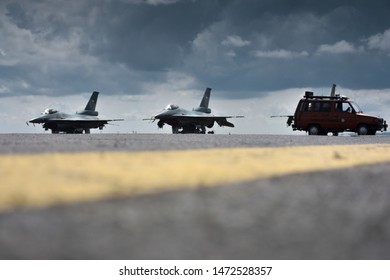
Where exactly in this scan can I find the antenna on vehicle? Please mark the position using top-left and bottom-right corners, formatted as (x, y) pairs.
(330, 84), (336, 97)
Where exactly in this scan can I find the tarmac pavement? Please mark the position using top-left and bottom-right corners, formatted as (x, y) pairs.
(1, 134), (390, 259)
(2, 133), (390, 153)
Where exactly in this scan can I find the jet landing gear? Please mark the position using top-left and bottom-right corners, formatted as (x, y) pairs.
(172, 125), (211, 134)
(172, 126), (179, 134)
(50, 129), (91, 134)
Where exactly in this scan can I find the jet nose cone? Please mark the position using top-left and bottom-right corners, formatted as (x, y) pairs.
(29, 116), (44, 123)
(154, 111), (166, 119)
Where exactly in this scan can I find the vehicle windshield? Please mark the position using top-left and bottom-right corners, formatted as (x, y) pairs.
(43, 108), (58, 115)
(350, 101), (363, 113)
(165, 104), (179, 110)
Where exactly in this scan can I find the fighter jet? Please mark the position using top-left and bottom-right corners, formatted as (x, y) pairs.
(145, 88), (243, 134)
(29, 91), (123, 134)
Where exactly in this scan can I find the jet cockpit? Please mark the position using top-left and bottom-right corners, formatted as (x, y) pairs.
(43, 108), (58, 115)
(165, 104), (179, 110)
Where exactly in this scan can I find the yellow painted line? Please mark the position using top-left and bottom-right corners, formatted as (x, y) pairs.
(1, 144), (390, 212)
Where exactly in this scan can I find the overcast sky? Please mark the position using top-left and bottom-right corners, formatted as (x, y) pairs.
(1, 0), (390, 134)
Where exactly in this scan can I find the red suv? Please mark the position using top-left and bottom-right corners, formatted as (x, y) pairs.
(287, 85), (387, 135)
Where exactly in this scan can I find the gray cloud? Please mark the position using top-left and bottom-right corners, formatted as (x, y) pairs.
(1, 0), (390, 100)
(316, 40), (363, 54)
(221, 35), (251, 48)
(367, 28), (390, 53)
(253, 50), (309, 59)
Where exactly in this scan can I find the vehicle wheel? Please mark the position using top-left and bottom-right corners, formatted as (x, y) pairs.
(357, 125), (369, 135)
(308, 125), (320, 135)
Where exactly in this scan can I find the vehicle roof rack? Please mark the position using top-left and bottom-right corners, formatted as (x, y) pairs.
(304, 91), (349, 100)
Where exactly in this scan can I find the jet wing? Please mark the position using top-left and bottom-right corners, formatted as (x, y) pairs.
(185, 115), (243, 119)
(39, 118), (124, 131)
(43, 118), (124, 124)
(168, 115), (244, 127)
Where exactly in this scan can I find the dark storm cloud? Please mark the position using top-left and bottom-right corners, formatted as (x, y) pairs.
(85, 0), (223, 71)
(5, 2), (34, 30)
(181, 0), (390, 93)
(1, 0), (390, 98)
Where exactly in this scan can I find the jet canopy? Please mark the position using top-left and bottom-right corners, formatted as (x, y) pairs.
(43, 108), (58, 115)
(165, 104), (179, 110)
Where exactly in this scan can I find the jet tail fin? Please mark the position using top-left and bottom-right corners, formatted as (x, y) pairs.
(78, 91), (99, 116)
(199, 88), (211, 108)
(194, 88), (211, 113)
(85, 91), (99, 111)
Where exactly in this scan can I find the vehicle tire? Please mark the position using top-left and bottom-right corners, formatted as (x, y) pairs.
(357, 124), (369, 135)
(308, 125), (320, 135)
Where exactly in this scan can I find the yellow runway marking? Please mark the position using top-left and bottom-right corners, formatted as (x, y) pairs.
(1, 144), (390, 211)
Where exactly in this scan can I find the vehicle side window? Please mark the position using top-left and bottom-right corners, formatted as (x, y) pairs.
(320, 102), (331, 112)
(300, 101), (331, 112)
(342, 102), (353, 113)
(300, 101), (312, 112)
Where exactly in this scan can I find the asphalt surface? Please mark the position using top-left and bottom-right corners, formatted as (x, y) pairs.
(2, 133), (390, 153)
(1, 133), (390, 259)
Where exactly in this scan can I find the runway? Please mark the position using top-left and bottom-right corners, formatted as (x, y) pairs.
(1, 134), (390, 259)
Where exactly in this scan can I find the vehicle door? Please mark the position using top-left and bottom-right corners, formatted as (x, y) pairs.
(333, 101), (357, 130)
(295, 100), (314, 129)
(314, 101), (333, 129)
(296, 100), (332, 129)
